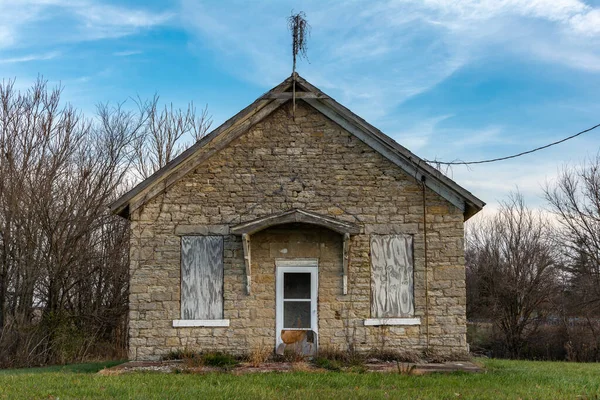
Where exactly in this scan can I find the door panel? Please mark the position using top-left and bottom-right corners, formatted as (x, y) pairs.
(275, 262), (318, 355)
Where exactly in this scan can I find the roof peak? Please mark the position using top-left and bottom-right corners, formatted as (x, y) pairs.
(110, 74), (484, 220)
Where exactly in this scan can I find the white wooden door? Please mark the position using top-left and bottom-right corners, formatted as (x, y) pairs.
(275, 259), (318, 355)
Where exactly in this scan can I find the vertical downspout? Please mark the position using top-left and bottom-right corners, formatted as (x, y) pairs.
(421, 175), (430, 349)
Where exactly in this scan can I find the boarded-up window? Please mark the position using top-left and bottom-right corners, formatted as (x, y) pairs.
(370, 234), (414, 318)
(181, 236), (224, 320)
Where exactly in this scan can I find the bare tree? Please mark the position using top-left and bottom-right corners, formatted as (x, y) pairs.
(0, 77), (212, 367)
(466, 193), (558, 357)
(545, 155), (600, 317)
(0, 78), (140, 366)
(132, 96), (212, 181)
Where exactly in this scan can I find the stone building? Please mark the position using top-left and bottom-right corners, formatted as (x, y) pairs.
(111, 74), (484, 361)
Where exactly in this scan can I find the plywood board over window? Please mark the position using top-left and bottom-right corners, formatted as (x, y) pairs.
(180, 236), (224, 320)
(370, 234), (414, 318)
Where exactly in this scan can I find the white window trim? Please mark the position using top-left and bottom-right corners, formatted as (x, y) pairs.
(363, 318), (421, 326)
(172, 319), (230, 328)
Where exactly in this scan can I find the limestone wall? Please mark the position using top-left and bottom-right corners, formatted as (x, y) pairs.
(128, 101), (466, 360)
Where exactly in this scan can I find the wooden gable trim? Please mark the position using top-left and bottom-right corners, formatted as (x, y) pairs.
(110, 73), (484, 220)
(230, 208), (361, 236)
(263, 92), (329, 99)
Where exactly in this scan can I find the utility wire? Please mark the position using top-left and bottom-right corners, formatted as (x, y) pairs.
(424, 122), (600, 165)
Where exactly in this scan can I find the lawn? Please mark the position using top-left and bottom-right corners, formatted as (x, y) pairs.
(0, 358), (599, 399)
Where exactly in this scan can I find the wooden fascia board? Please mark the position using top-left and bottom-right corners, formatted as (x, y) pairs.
(230, 209), (361, 236)
(304, 98), (469, 214)
(262, 92), (329, 99)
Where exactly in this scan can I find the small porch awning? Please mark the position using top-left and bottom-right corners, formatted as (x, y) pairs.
(230, 209), (360, 295)
(230, 208), (361, 236)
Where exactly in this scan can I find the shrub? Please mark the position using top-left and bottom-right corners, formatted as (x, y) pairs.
(201, 352), (239, 369)
(367, 349), (422, 363)
(467, 320), (600, 362)
(313, 357), (343, 371)
(312, 348), (365, 371)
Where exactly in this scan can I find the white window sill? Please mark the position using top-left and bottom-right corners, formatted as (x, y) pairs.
(364, 318), (421, 326)
(172, 319), (230, 327)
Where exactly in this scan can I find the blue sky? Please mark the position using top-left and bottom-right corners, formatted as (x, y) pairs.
(1, 0), (600, 215)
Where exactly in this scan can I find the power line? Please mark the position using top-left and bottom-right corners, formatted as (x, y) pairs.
(424, 122), (600, 166)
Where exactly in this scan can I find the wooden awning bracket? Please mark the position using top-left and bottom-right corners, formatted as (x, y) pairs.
(242, 233), (252, 295)
(342, 233), (350, 295)
(232, 209), (360, 296)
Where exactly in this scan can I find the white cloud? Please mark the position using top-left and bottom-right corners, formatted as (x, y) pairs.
(0, 26), (13, 48)
(384, 0), (600, 72)
(177, 0), (600, 123)
(0, 0), (172, 50)
(570, 9), (600, 35)
(452, 127), (504, 148)
(70, 3), (173, 40)
(179, 1), (289, 87)
(0, 51), (59, 64)
(113, 50), (143, 57)
(77, 4), (171, 28)
(391, 114), (454, 152)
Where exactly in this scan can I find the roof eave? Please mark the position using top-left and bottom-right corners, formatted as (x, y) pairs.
(110, 73), (485, 221)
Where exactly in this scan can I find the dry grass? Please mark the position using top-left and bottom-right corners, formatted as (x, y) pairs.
(291, 362), (314, 372)
(395, 361), (417, 375)
(247, 345), (273, 368)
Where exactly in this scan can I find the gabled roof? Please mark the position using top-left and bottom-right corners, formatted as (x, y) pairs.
(110, 73), (484, 220)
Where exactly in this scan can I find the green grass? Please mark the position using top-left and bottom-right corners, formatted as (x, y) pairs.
(0, 358), (599, 399)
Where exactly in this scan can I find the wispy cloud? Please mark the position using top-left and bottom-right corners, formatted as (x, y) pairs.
(69, 3), (173, 40)
(0, 51), (59, 64)
(178, 0), (600, 123)
(113, 50), (143, 57)
(0, 0), (172, 50)
(452, 127), (504, 148)
(383, 0), (600, 72)
(179, 1), (289, 87)
(0, 0), (596, 217)
(391, 114), (454, 152)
